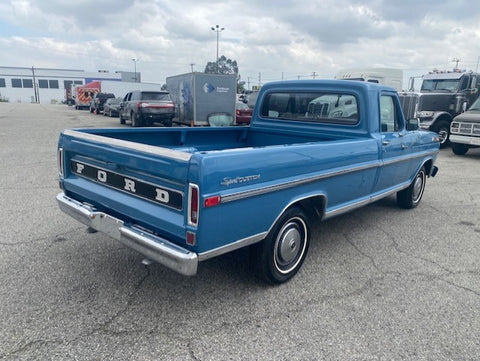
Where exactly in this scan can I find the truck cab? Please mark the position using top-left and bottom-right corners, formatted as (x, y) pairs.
(399, 69), (480, 147)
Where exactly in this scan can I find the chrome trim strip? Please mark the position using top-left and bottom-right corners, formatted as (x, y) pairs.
(221, 150), (438, 204)
(56, 192), (198, 276)
(221, 161), (380, 203)
(198, 232), (268, 261)
(323, 182), (410, 219)
(63, 129), (193, 162)
(382, 149), (437, 166)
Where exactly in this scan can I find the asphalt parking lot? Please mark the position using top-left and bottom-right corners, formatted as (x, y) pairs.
(1, 102), (480, 360)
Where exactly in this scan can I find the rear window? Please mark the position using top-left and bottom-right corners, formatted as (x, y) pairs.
(141, 92), (171, 101)
(260, 92), (359, 124)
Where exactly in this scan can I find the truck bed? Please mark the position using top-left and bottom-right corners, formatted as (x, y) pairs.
(66, 125), (354, 154)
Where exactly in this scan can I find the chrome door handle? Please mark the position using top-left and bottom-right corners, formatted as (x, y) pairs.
(401, 144), (408, 149)
(382, 140), (390, 146)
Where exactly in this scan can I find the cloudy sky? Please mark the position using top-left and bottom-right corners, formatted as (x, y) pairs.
(1, 0), (480, 89)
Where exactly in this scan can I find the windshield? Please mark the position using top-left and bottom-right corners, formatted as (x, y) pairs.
(468, 97), (480, 111)
(421, 79), (460, 92)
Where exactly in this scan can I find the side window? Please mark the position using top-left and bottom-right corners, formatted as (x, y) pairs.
(380, 95), (401, 132)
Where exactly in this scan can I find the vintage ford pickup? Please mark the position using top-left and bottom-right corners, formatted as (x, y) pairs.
(57, 80), (439, 283)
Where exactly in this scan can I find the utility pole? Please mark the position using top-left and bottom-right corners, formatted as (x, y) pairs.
(132, 59), (139, 82)
(211, 25), (225, 74)
(258, 72), (262, 87)
(452, 57), (461, 70)
(31, 66), (39, 103)
(247, 77), (250, 91)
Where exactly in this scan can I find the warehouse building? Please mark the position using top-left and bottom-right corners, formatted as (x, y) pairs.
(0, 66), (139, 104)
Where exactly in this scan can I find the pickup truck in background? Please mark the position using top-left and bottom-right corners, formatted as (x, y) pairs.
(119, 90), (175, 127)
(57, 80), (440, 284)
(450, 96), (480, 155)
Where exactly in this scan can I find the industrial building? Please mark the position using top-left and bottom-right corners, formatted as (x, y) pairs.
(0, 66), (140, 104)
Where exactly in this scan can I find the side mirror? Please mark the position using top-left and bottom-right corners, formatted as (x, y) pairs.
(406, 117), (420, 131)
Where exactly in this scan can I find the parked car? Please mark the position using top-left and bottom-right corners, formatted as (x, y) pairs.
(119, 91), (175, 127)
(103, 97), (122, 117)
(450, 96), (480, 155)
(235, 102), (253, 125)
(90, 92), (115, 113)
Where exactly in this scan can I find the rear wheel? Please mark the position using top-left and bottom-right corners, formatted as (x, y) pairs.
(451, 143), (469, 155)
(397, 166), (426, 209)
(131, 112), (140, 127)
(252, 207), (310, 284)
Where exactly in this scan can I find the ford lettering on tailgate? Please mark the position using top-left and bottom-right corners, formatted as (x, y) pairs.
(71, 160), (183, 210)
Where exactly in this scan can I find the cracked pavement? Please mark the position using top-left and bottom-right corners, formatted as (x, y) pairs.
(1, 103), (480, 360)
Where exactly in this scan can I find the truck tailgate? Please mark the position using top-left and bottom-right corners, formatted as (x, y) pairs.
(59, 129), (192, 245)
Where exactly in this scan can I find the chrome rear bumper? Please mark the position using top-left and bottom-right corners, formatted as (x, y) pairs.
(56, 192), (198, 276)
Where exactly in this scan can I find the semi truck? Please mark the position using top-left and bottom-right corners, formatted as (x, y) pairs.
(398, 69), (480, 147)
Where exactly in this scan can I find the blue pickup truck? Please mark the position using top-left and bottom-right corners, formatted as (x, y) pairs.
(57, 80), (439, 283)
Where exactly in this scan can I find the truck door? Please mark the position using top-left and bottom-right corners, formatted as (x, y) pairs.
(374, 94), (417, 192)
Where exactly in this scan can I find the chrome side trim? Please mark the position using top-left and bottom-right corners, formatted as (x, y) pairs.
(198, 232), (268, 261)
(323, 182), (410, 219)
(221, 161), (380, 203)
(382, 149), (437, 166)
(221, 150), (438, 204)
(56, 192), (198, 276)
(63, 129), (193, 162)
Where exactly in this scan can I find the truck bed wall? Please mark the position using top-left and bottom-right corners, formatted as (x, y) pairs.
(78, 126), (346, 153)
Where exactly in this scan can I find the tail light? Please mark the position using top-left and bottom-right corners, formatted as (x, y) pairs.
(236, 109), (240, 116)
(188, 184), (199, 226)
(57, 148), (64, 177)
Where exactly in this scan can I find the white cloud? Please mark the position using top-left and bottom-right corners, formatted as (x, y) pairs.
(0, 0), (479, 87)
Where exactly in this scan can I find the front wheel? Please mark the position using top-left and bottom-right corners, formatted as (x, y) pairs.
(252, 207), (310, 284)
(397, 166), (426, 209)
(451, 143), (469, 155)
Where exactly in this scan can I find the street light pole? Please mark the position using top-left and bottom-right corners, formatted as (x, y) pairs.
(132, 58), (138, 82)
(211, 25), (224, 73)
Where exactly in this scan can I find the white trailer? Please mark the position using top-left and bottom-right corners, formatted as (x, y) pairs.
(335, 68), (403, 91)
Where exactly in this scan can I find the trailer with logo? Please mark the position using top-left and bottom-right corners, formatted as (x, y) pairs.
(166, 73), (237, 126)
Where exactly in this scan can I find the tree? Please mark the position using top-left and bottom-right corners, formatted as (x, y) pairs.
(204, 55), (238, 75)
(204, 55), (244, 92)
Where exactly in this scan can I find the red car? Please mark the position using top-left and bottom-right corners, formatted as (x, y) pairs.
(235, 102), (253, 125)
